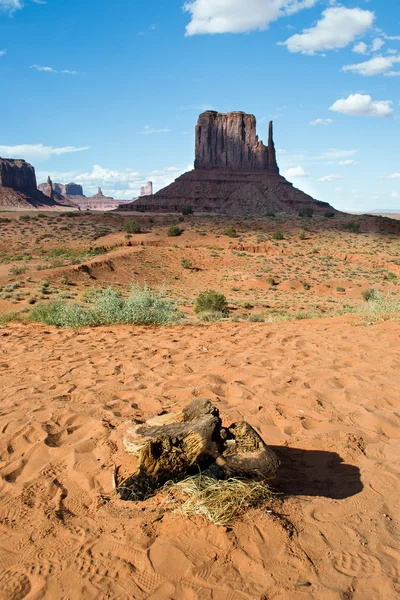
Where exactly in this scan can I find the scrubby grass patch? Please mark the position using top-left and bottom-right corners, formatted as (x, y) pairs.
(29, 284), (182, 328)
(360, 293), (400, 324)
(0, 311), (23, 326)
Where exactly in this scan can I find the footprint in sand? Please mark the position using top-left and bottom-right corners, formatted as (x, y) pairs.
(333, 551), (381, 578)
(0, 570), (31, 600)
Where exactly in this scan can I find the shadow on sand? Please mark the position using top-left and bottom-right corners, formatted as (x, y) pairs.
(271, 446), (363, 500)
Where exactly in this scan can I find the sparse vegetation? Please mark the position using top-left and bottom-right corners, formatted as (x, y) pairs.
(343, 221), (360, 233)
(29, 284), (182, 328)
(194, 290), (228, 315)
(167, 225), (183, 237)
(324, 211), (335, 218)
(298, 207), (314, 218)
(181, 258), (193, 269)
(224, 225), (238, 238)
(272, 231), (284, 240)
(182, 205), (193, 216)
(123, 219), (142, 234)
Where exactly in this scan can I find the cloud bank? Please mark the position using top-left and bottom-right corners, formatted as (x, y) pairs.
(183, 0), (317, 36)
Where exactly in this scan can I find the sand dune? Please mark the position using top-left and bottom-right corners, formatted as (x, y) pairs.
(0, 317), (399, 598)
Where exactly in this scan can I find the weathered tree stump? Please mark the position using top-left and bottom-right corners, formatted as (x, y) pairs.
(120, 398), (279, 501)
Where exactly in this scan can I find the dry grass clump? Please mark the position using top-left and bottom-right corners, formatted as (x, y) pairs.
(163, 474), (274, 526)
(361, 293), (400, 324)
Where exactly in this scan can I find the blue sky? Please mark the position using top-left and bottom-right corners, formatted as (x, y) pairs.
(0, 0), (399, 210)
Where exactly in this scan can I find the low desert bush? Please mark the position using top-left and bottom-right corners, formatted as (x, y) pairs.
(343, 221), (360, 233)
(181, 258), (193, 269)
(167, 225), (182, 237)
(360, 293), (400, 323)
(298, 207), (314, 218)
(29, 284), (182, 328)
(194, 290), (228, 315)
(182, 205), (193, 216)
(224, 226), (238, 238)
(123, 219), (141, 234)
(272, 231), (284, 240)
(299, 229), (306, 240)
(362, 287), (378, 302)
(324, 211), (335, 218)
(9, 265), (27, 276)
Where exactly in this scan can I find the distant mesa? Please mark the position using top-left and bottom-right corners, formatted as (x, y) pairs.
(120, 110), (336, 215)
(0, 157), (78, 210)
(38, 180), (137, 211)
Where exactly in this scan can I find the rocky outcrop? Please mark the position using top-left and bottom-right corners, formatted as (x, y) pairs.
(140, 181), (153, 197)
(195, 111), (278, 173)
(0, 158), (38, 193)
(39, 180), (85, 198)
(119, 110), (337, 216)
(0, 157), (75, 210)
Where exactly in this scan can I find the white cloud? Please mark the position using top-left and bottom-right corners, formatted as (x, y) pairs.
(30, 64), (77, 75)
(140, 127), (172, 135)
(386, 173), (400, 179)
(371, 38), (385, 52)
(284, 165), (309, 178)
(342, 54), (400, 76)
(0, 144), (89, 161)
(391, 192), (400, 198)
(0, 0), (22, 14)
(329, 94), (393, 118)
(318, 174), (343, 182)
(384, 34), (400, 41)
(309, 118), (333, 126)
(317, 149), (358, 160)
(183, 0), (317, 36)
(0, 49), (6, 57)
(353, 41), (368, 54)
(337, 160), (355, 166)
(282, 7), (374, 55)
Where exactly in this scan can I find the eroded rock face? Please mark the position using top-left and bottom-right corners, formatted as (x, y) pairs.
(195, 111), (279, 173)
(0, 158), (38, 193)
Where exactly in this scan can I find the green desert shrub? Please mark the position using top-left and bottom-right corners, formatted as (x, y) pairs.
(360, 293), (400, 323)
(298, 207), (314, 218)
(182, 205), (193, 216)
(167, 225), (182, 237)
(181, 258), (193, 269)
(343, 221), (360, 233)
(194, 290), (228, 315)
(224, 226), (237, 238)
(324, 210), (335, 218)
(123, 219), (141, 234)
(362, 288), (378, 302)
(29, 284), (182, 328)
(272, 231), (284, 240)
(299, 229), (306, 240)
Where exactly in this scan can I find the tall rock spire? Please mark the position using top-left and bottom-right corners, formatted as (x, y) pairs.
(268, 121), (279, 174)
(194, 111), (278, 172)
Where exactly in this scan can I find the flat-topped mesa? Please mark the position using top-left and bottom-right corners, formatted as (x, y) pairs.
(194, 111), (279, 173)
(0, 158), (38, 193)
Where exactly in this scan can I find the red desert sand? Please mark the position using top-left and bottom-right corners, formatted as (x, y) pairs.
(0, 317), (399, 599)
